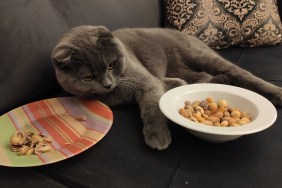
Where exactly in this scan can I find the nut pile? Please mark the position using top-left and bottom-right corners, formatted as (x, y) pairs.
(179, 97), (252, 127)
(10, 130), (53, 155)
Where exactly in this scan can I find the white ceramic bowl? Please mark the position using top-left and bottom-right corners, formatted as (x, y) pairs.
(159, 83), (277, 143)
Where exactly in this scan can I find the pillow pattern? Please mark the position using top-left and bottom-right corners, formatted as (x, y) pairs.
(164, 0), (282, 49)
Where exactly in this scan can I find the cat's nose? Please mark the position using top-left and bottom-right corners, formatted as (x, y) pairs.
(104, 84), (112, 89)
(102, 77), (112, 89)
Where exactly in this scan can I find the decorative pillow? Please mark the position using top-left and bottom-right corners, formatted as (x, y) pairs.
(164, 0), (282, 49)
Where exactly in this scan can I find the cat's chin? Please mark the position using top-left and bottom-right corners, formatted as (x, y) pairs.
(87, 88), (113, 95)
(90, 90), (111, 94)
(63, 87), (110, 96)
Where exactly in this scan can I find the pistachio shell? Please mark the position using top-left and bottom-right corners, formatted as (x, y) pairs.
(25, 148), (35, 155)
(9, 130), (53, 155)
(17, 145), (30, 155)
(75, 115), (87, 121)
(35, 144), (51, 154)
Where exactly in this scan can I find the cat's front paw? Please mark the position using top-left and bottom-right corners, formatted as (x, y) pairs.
(270, 87), (282, 107)
(164, 77), (187, 91)
(143, 126), (171, 150)
(210, 74), (231, 84)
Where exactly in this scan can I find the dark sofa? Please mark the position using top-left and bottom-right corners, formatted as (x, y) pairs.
(1, 1), (282, 187)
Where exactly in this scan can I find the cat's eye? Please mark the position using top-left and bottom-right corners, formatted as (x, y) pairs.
(81, 73), (94, 82)
(108, 61), (117, 70)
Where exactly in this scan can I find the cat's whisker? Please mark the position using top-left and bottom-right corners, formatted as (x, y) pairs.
(119, 80), (142, 98)
(120, 76), (144, 83)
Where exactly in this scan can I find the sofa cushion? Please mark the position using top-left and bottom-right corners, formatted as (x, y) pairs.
(164, 0), (282, 49)
(223, 46), (282, 82)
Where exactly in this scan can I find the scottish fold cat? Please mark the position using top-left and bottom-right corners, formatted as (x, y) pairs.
(52, 25), (282, 150)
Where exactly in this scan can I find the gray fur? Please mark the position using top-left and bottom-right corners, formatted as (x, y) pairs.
(52, 25), (282, 150)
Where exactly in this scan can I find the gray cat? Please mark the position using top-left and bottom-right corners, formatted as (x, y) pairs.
(51, 25), (282, 150)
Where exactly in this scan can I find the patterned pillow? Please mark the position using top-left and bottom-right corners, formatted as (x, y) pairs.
(164, 0), (282, 49)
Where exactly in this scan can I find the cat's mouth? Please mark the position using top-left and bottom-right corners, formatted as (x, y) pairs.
(78, 90), (108, 98)
(88, 85), (116, 95)
(76, 79), (119, 96)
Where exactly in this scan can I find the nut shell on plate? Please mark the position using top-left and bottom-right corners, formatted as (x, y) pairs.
(9, 130), (53, 155)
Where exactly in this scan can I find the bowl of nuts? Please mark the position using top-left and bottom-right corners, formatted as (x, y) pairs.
(159, 83), (277, 143)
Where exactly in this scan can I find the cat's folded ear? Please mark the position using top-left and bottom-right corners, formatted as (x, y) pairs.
(51, 47), (71, 69)
(97, 26), (114, 40)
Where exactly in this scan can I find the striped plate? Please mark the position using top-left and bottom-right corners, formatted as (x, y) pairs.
(0, 97), (113, 167)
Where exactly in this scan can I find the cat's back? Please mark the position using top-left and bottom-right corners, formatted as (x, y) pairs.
(113, 27), (182, 41)
(112, 27), (202, 50)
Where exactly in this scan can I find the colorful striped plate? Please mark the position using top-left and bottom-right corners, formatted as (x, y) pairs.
(0, 97), (113, 167)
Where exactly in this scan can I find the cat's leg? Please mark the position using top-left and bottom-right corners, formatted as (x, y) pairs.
(182, 71), (213, 83)
(210, 74), (231, 84)
(138, 77), (171, 150)
(99, 76), (171, 150)
(184, 47), (282, 106)
(172, 65), (213, 84)
(163, 77), (187, 91)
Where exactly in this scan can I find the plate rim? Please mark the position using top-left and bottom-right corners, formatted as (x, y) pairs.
(159, 83), (277, 136)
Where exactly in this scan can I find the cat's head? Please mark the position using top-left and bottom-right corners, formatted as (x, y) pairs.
(51, 25), (126, 96)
